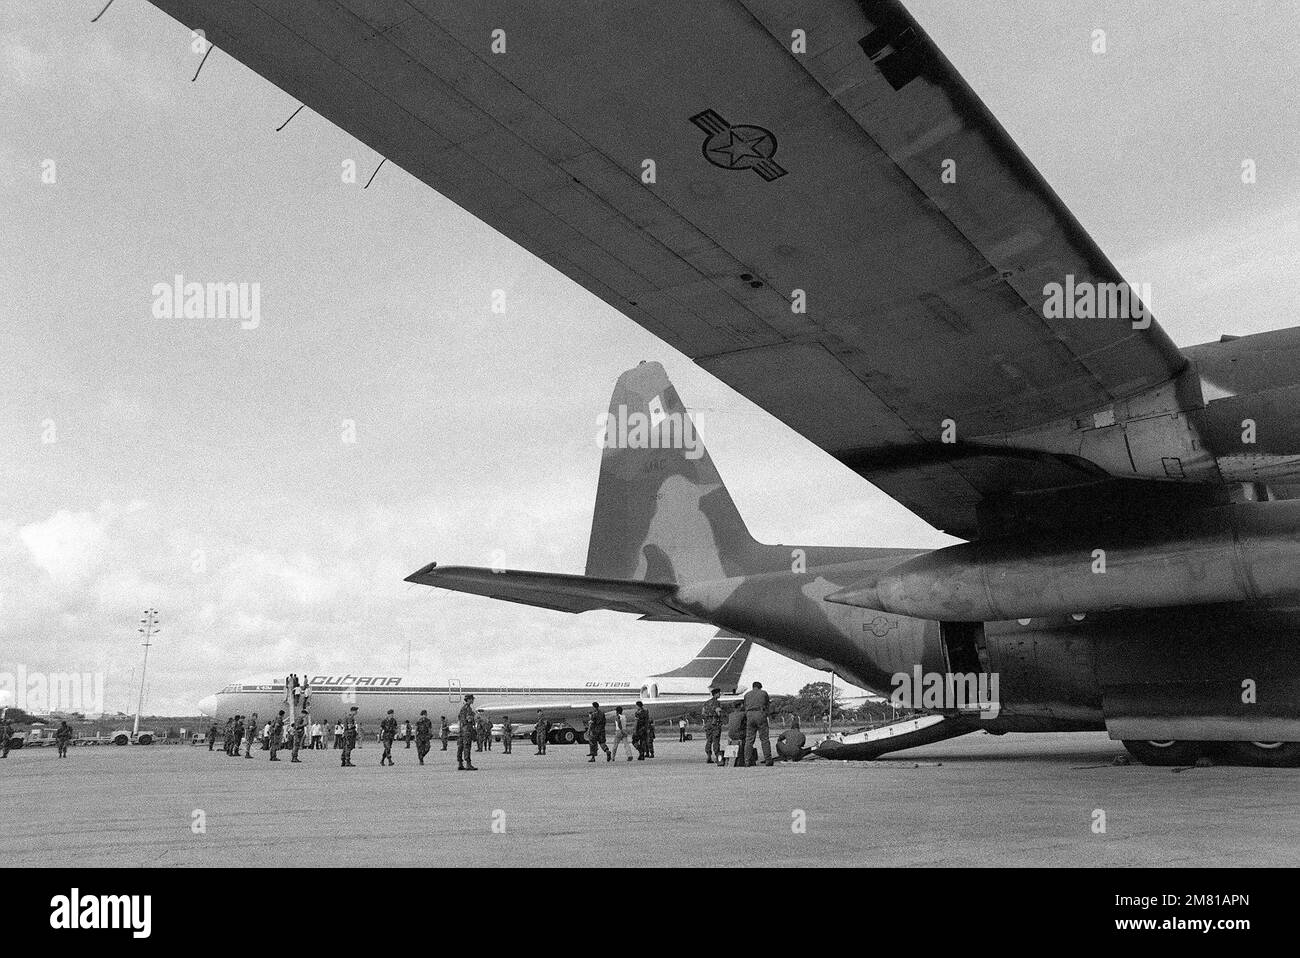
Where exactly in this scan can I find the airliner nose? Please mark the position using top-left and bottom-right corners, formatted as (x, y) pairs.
(197, 695), (219, 716)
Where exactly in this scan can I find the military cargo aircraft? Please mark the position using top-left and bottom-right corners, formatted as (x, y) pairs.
(196, 636), (750, 744)
(137, 1), (1300, 764)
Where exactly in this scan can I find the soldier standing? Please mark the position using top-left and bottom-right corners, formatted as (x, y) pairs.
(222, 717), (234, 755)
(404, 720), (414, 749)
(415, 710), (433, 765)
(633, 701), (649, 760)
(1, 716), (14, 758)
(479, 712), (492, 751)
(534, 712), (548, 755)
(439, 716), (450, 751)
(290, 713), (306, 763)
(206, 723), (216, 751)
(341, 706), (359, 767)
(245, 711), (258, 759)
(701, 688), (724, 764)
(501, 715), (513, 754)
(587, 702), (612, 762)
(230, 715), (245, 759)
(742, 681), (773, 766)
(380, 710), (398, 766)
(269, 710), (286, 761)
(457, 695), (478, 771)
(55, 720), (73, 758)
(646, 719), (656, 758)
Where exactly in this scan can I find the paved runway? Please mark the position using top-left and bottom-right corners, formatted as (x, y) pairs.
(3, 731), (1297, 867)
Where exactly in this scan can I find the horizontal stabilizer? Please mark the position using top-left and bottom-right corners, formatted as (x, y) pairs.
(404, 563), (699, 619)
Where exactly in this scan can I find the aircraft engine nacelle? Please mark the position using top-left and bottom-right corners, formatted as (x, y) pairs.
(827, 500), (1300, 622)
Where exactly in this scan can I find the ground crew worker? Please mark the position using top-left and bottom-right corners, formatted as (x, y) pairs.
(404, 720), (413, 749)
(611, 705), (634, 761)
(742, 681), (773, 766)
(206, 723), (217, 751)
(501, 715), (513, 754)
(55, 720), (73, 758)
(341, 707), (359, 767)
(380, 710), (398, 766)
(415, 710), (433, 765)
(291, 713), (306, 762)
(534, 712), (548, 755)
(587, 702), (612, 762)
(457, 695), (478, 771)
(439, 716), (450, 751)
(701, 687), (724, 764)
(633, 701), (649, 760)
(245, 711), (258, 758)
(269, 711), (285, 761)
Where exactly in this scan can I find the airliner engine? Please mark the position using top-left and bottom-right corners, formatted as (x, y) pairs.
(827, 500), (1300, 622)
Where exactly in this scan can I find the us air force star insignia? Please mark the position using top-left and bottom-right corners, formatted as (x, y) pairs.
(864, 615), (899, 638)
(690, 109), (787, 181)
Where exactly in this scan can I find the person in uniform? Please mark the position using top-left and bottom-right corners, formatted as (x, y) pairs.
(586, 702), (612, 762)
(456, 695), (478, 771)
(701, 688), (724, 764)
(245, 712), (258, 758)
(290, 713), (306, 763)
(534, 712), (548, 755)
(206, 722), (217, 751)
(415, 710), (433, 765)
(379, 710), (398, 766)
(55, 720), (73, 758)
(611, 705), (634, 761)
(0, 716), (13, 758)
(439, 716), (450, 751)
(633, 701), (649, 760)
(222, 717), (234, 755)
(230, 715), (245, 759)
(341, 707), (359, 767)
(646, 718), (656, 758)
(742, 681), (773, 766)
(501, 715), (513, 754)
(479, 712), (493, 751)
(269, 710), (285, 761)
(403, 720), (413, 749)
(725, 706), (747, 768)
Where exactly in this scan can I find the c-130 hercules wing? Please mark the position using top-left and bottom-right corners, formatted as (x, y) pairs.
(141, 0), (1187, 538)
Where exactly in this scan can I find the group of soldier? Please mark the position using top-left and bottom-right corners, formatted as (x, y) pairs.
(0, 718), (77, 758)
(201, 677), (779, 771)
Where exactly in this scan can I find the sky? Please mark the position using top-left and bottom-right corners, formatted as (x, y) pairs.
(1, 0), (1298, 715)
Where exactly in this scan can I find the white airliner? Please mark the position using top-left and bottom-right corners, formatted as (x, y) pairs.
(197, 636), (749, 744)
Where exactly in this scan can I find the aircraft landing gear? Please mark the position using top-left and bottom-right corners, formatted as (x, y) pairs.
(1217, 741), (1300, 767)
(1121, 739), (1208, 766)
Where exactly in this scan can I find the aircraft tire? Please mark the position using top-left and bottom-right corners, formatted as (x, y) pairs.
(1121, 739), (1206, 766)
(1216, 741), (1300, 768)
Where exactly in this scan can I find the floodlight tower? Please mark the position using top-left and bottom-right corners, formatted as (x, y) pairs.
(133, 609), (160, 739)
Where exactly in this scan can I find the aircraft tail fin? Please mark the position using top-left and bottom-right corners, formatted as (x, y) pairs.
(648, 632), (752, 695)
(585, 362), (762, 585)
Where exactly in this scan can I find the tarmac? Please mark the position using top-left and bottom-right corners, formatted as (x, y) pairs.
(3, 731), (1298, 867)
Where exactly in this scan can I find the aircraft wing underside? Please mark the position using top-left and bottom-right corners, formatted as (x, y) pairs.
(141, 0), (1189, 538)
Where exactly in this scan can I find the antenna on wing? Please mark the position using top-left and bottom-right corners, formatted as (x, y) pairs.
(191, 44), (214, 82)
(275, 105), (305, 133)
(363, 157), (388, 189)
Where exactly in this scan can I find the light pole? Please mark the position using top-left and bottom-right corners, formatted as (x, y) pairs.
(134, 609), (160, 739)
